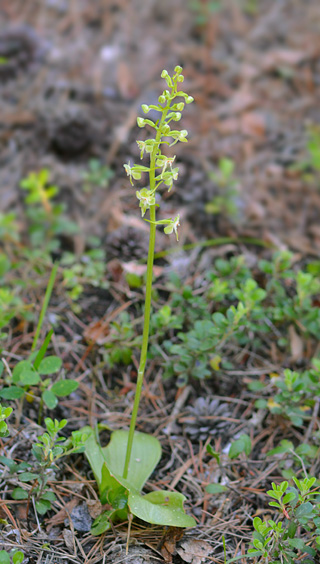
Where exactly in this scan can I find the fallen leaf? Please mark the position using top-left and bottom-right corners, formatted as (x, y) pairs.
(63, 528), (74, 550)
(176, 539), (213, 564)
(262, 49), (309, 71)
(158, 527), (184, 562)
(46, 499), (78, 532)
(122, 261), (163, 278)
(116, 60), (140, 100)
(240, 112), (266, 138)
(289, 325), (304, 362)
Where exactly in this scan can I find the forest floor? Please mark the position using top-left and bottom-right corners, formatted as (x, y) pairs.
(1, 1), (320, 563)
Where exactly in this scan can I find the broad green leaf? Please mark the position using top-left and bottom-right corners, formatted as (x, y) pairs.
(38, 356), (62, 375)
(128, 490), (196, 527)
(100, 463), (124, 502)
(83, 427), (111, 488)
(51, 379), (78, 397)
(12, 552), (24, 564)
(11, 487), (28, 500)
(18, 472), (39, 482)
(11, 553), (23, 564)
(283, 492), (296, 504)
(0, 421), (8, 436)
(102, 430), (161, 492)
(91, 509), (114, 536)
(0, 386), (25, 400)
(0, 455), (17, 472)
(12, 361), (33, 383)
(0, 551), (10, 564)
(205, 483), (228, 494)
(35, 499), (52, 515)
(42, 390), (58, 409)
(267, 440), (294, 456)
(18, 370), (40, 386)
(228, 434), (252, 459)
(41, 491), (56, 502)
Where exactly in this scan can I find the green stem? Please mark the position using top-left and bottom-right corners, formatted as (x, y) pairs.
(32, 262), (58, 351)
(123, 109), (169, 479)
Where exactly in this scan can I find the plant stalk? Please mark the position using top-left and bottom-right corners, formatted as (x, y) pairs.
(122, 114), (168, 479)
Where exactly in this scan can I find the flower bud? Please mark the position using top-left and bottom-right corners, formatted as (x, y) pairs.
(174, 65), (183, 74)
(137, 117), (145, 127)
(186, 96), (194, 104)
(141, 104), (149, 114)
(158, 95), (166, 104)
(161, 69), (169, 78)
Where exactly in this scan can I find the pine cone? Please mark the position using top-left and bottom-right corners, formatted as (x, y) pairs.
(50, 111), (92, 159)
(183, 397), (233, 441)
(0, 26), (43, 81)
(106, 226), (149, 262)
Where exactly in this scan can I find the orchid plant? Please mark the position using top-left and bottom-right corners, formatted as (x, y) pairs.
(83, 67), (196, 535)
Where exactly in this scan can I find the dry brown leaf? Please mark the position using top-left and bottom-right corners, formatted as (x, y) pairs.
(176, 539), (213, 564)
(289, 324), (304, 362)
(159, 527), (184, 562)
(86, 499), (103, 519)
(62, 528), (74, 551)
(116, 60), (140, 100)
(262, 49), (309, 71)
(122, 261), (163, 278)
(240, 112), (266, 138)
(46, 499), (78, 532)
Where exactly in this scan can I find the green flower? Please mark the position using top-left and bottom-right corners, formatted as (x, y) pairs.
(136, 189), (156, 217)
(164, 215), (180, 241)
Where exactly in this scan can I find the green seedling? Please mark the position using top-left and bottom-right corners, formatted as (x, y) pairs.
(83, 67), (196, 535)
(293, 125), (320, 188)
(205, 158), (240, 219)
(250, 359), (320, 427)
(1, 418), (86, 516)
(0, 264), (78, 419)
(0, 330), (78, 412)
(20, 169), (78, 252)
(266, 440), (320, 480)
(188, 0), (222, 26)
(0, 402), (12, 438)
(82, 159), (114, 192)
(61, 248), (109, 307)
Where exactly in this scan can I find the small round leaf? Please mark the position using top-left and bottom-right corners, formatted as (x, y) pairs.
(50, 380), (79, 397)
(38, 356), (62, 375)
(42, 390), (58, 409)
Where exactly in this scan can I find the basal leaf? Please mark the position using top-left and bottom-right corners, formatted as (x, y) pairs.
(128, 490), (196, 527)
(102, 430), (161, 493)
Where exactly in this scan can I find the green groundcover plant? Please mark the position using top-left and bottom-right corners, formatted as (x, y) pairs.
(247, 477), (320, 564)
(81, 66), (196, 535)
